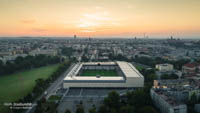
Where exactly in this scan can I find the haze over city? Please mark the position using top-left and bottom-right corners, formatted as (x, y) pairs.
(0, 0), (200, 38)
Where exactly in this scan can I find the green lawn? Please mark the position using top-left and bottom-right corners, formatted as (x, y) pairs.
(0, 64), (59, 103)
(135, 65), (144, 71)
(80, 70), (118, 76)
(48, 95), (61, 102)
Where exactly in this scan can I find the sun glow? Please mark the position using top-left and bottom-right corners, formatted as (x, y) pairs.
(0, 0), (199, 38)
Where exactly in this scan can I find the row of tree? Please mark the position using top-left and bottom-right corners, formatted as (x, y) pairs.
(98, 89), (157, 113)
(0, 55), (60, 75)
(66, 89), (157, 113)
(161, 74), (179, 79)
(11, 60), (74, 113)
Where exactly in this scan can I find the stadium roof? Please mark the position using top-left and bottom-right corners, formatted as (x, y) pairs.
(64, 76), (124, 81)
(83, 62), (116, 65)
(117, 61), (143, 78)
(64, 61), (143, 81)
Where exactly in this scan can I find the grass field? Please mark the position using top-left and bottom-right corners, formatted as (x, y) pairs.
(0, 64), (59, 112)
(80, 70), (118, 76)
(48, 95), (61, 102)
(135, 65), (144, 71)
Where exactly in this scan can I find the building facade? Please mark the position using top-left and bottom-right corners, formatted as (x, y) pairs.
(151, 89), (187, 113)
(156, 64), (174, 72)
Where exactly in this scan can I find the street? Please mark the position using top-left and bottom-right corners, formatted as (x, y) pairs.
(25, 63), (75, 113)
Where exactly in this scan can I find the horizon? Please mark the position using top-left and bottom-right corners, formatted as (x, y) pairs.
(0, 0), (200, 38)
(1, 36), (200, 40)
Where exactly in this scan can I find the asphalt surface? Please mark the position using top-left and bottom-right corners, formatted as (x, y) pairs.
(24, 63), (75, 113)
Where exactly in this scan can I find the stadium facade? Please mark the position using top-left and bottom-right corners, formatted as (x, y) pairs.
(63, 61), (144, 88)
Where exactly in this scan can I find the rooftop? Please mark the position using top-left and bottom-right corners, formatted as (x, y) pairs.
(64, 61), (143, 81)
(183, 62), (200, 68)
(117, 61), (143, 78)
(64, 76), (124, 81)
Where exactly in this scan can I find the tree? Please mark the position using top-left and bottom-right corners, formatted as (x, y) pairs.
(0, 55), (61, 76)
(119, 105), (135, 113)
(145, 74), (156, 83)
(15, 56), (24, 64)
(65, 109), (71, 113)
(109, 108), (117, 113)
(138, 106), (157, 113)
(104, 91), (120, 109)
(161, 74), (178, 79)
(189, 92), (198, 105)
(88, 107), (96, 113)
(76, 106), (84, 113)
(126, 89), (151, 108)
(0, 60), (4, 75)
(98, 105), (109, 113)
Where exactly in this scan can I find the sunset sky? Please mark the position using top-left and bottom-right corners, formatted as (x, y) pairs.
(0, 0), (200, 38)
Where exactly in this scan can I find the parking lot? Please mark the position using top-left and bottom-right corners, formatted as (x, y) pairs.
(57, 88), (133, 113)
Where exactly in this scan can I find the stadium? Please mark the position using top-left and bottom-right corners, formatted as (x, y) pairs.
(63, 61), (144, 88)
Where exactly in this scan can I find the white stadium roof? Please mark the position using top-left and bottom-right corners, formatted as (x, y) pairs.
(117, 61), (143, 78)
(83, 62), (116, 65)
(64, 76), (124, 81)
(64, 61), (143, 81)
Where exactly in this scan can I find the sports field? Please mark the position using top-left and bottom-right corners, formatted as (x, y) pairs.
(80, 70), (118, 76)
(0, 64), (59, 113)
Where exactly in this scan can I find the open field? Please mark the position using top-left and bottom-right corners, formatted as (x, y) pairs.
(80, 70), (118, 77)
(0, 64), (59, 103)
(135, 65), (145, 71)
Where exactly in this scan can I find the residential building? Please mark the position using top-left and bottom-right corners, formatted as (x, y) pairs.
(156, 64), (174, 72)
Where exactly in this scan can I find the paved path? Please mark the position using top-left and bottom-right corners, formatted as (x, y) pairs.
(25, 63), (75, 113)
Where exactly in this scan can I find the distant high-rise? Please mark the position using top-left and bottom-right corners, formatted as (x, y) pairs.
(74, 35), (77, 39)
(89, 36), (91, 41)
(170, 36), (173, 40)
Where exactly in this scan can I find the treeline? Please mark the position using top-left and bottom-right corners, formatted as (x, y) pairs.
(98, 89), (157, 113)
(0, 55), (60, 76)
(12, 60), (74, 113)
(68, 89), (158, 113)
(95, 68), (158, 113)
(133, 56), (190, 70)
(161, 74), (179, 79)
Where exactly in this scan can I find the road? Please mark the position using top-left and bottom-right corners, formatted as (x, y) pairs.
(46, 63), (75, 99)
(90, 49), (98, 61)
(25, 63), (75, 113)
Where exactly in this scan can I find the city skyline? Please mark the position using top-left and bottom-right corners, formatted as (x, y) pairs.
(0, 0), (200, 38)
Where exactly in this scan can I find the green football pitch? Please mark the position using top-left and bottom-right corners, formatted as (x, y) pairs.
(80, 70), (119, 76)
